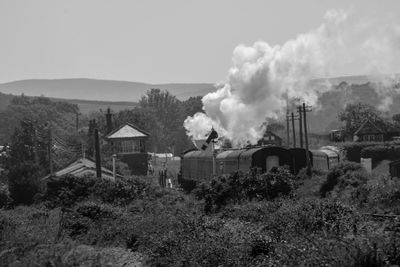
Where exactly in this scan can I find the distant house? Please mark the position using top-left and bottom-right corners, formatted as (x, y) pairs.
(258, 131), (282, 146)
(353, 119), (384, 142)
(329, 129), (345, 142)
(106, 123), (150, 175)
(42, 158), (121, 180)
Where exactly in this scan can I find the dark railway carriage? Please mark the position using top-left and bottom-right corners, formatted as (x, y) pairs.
(290, 148), (312, 174)
(181, 150), (197, 180)
(216, 150), (240, 176)
(239, 146), (293, 173)
(197, 151), (213, 181)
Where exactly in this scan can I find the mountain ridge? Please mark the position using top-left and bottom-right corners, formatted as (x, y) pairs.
(0, 78), (216, 102)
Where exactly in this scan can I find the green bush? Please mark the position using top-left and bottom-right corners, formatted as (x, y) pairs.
(364, 176), (400, 214)
(7, 162), (42, 205)
(341, 141), (399, 163)
(320, 161), (368, 197)
(41, 175), (98, 207)
(194, 167), (296, 212)
(41, 175), (154, 207)
(361, 145), (400, 163)
(92, 176), (151, 205)
(0, 183), (12, 208)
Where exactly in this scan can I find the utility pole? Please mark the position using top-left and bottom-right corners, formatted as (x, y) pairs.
(298, 106), (304, 148)
(286, 112), (290, 148)
(303, 103), (312, 175)
(112, 154), (116, 181)
(291, 112), (296, 148)
(48, 124), (53, 176)
(94, 128), (101, 178)
(212, 140), (216, 177)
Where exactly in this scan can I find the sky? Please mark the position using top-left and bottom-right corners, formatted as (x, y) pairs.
(1, 0), (400, 84)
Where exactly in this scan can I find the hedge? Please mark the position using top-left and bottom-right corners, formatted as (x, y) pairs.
(360, 145), (400, 162)
(341, 141), (399, 163)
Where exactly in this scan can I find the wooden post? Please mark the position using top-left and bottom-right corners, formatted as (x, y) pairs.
(212, 141), (216, 177)
(298, 106), (303, 148)
(286, 112), (290, 148)
(94, 128), (101, 178)
(303, 103), (312, 175)
(291, 112), (296, 148)
(112, 154), (116, 180)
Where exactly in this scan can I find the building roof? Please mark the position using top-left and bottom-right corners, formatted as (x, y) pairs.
(264, 130), (282, 140)
(354, 119), (384, 135)
(106, 123), (149, 140)
(42, 158), (122, 180)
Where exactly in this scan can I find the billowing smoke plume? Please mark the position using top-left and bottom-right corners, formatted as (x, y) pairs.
(184, 10), (400, 145)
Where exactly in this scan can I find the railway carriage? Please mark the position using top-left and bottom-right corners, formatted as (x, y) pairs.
(179, 145), (341, 191)
(180, 145), (293, 185)
(309, 149), (340, 170)
(239, 146), (293, 173)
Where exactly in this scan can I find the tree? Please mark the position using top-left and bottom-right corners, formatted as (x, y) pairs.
(338, 103), (390, 137)
(392, 113), (400, 125)
(0, 95), (79, 144)
(139, 89), (183, 153)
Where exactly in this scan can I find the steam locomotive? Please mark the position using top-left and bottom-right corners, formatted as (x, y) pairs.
(178, 145), (340, 189)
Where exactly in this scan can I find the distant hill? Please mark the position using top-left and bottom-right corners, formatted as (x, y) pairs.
(0, 91), (138, 114)
(0, 78), (216, 102)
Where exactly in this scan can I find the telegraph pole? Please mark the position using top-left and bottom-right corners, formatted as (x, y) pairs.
(303, 103), (312, 175)
(94, 128), (101, 178)
(298, 106), (304, 148)
(286, 113), (290, 148)
(212, 140), (216, 177)
(291, 112), (296, 148)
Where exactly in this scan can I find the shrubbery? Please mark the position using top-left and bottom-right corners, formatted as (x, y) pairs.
(320, 161), (369, 198)
(341, 141), (400, 163)
(361, 145), (400, 163)
(194, 167), (296, 212)
(0, 183), (12, 208)
(7, 162), (42, 205)
(41, 174), (153, 207)
(2, 158), (400, 266)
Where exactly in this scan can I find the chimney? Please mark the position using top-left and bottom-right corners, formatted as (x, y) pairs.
(106, 108), (113, 134)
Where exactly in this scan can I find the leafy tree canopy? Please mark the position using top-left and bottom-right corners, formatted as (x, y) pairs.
(338, 102), (391, 137)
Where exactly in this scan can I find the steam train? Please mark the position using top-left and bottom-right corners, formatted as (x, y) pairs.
(178, 145), (340, 189)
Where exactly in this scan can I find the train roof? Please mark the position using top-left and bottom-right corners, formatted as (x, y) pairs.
(182, 150), (203, 159)
(226, 149), (247, 159)
(310, 149), (338, 158)
(216, 150), (236, 159)
(240, 145), (290, 157)
(318, 149), (339, 158)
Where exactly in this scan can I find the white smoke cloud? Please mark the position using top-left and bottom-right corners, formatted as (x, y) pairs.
(184, 9), (400, 145)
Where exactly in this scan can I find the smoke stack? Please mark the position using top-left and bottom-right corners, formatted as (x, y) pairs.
(106, 108), (113, 134)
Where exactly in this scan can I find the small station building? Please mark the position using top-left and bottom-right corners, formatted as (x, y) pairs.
(106, 123), (150, 175)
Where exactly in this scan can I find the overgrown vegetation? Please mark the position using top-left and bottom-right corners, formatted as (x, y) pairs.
(0, 166), (399, 266)
(194, 167), (295, 212)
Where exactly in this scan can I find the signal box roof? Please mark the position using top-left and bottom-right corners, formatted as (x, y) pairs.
(106, 123), (149, 140)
